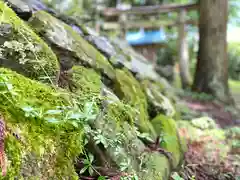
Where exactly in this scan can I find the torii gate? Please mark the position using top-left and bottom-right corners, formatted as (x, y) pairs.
(100, 3), (199, 88)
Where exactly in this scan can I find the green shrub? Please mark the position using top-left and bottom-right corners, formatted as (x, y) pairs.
(228, 43), (240, 80)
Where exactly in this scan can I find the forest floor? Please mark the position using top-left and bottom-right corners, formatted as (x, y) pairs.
(175, 77), (240, 127)
(172, 77), (240, 180)
(183, 79), (240, 127)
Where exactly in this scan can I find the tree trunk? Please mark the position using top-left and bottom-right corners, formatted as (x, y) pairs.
(192, 0), (233, 104)
(178, 9), (192, 89)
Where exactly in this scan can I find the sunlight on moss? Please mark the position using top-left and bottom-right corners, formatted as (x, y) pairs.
(0, 68), (84, 179)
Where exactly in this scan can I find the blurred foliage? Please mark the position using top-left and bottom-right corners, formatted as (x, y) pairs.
(43, 0), (95, 18)
(229, 0), (240, 25)
(228, 43), (240, 80)
(156, 44), (176, 67)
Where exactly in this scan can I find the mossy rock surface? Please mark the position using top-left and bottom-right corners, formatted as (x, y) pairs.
(151, 115), (183, 169)
(114, 69), (156, 137)
(110, 38), (161, 81)
(140, 152), (171, 180)
(0, 2), (185, 178)
(59, 65), (102, 103)
(86, 84), (144, 172)
(142, 79), (175, 119)
(0, 68), (83, 179)
(94, 88), (171, 180)
(29, 11), (116, 80)
(93, 110), (146, 173)
(0, 2), (59, 83)
(4, 0), (32, 21)
(85, 35), (117, 59)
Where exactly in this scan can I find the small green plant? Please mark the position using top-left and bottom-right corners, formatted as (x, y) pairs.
(171, 172), (184, 180)
(119, 158), (131, 172)
(98, 176), (107, 180)
(93, 129), (109, 148)
(120, 174), (139, 180)
(80, 153), (95, 176)
(0, 40), (40, 67)
(136, 131), (154, 143)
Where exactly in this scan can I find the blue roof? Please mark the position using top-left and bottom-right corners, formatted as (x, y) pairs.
(126, 29), (166, 45)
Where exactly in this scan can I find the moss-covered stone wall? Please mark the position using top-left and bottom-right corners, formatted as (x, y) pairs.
(0, 1), (186, 179)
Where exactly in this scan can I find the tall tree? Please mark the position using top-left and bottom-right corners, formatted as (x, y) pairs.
(192, 0), (233, 104)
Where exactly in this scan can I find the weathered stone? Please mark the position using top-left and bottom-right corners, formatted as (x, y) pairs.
(71, 24), (83, 35)
(29, 11), (116, 80)
(5, 0), (32, 20)
(47, 11), (85, 35)
(110, 53), (130, 68)
(0, 2), (59, 83)
(85, 35), (117, 59)
(142, 80), (175, 118)
(28, 0), (53, 12)
(111, 38), (161, 81)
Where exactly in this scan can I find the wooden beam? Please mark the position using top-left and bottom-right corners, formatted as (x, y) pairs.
(102, 3), (198, 17)
(125, 19), (173, 29)
(102, 19), (198, 30)
(102, 22), (120, 30)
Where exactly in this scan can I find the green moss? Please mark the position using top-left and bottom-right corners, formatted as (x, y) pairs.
(106, 101), (135, 125)
(101, 107), (146, 172)
(99, 102), (167, 176)
(0, 68), (83, 179)
(94, 89), (156, 175)
(29, 11), (116, 80)
(140, 152), (170, 180)
(114, 69), (156, 137)
(0, 2), (59, 83)
(100, 87), (142, 167)
(151, 115), (182, 169)
(70, 66), (101, 102)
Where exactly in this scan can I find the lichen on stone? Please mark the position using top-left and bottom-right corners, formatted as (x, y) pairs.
(0, 2), (59, 84)
(28, 10), (116, 80)
(141, 79), (175, 118)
